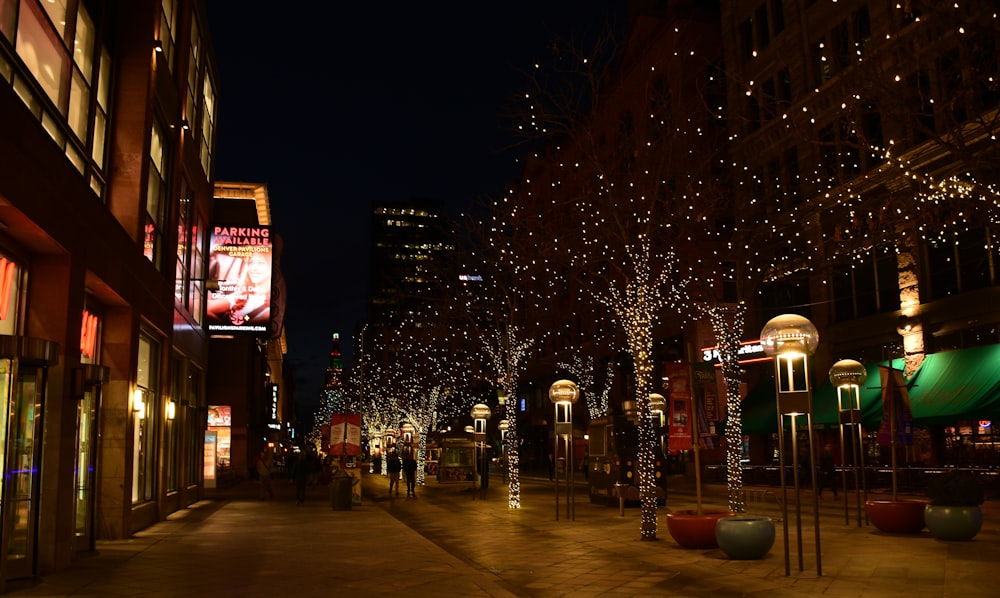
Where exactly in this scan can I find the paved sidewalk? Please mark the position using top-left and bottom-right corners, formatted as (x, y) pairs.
(5, 470), (998, 597)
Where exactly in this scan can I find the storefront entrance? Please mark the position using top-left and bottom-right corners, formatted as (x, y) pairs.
(73, 365), (107, 553)
(0, 336), (58, 584)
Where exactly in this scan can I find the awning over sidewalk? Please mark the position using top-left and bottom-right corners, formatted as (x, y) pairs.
(906, 344), (1000, 425)
(727, 358), (898, 434)
(725, 345), (1000, 435)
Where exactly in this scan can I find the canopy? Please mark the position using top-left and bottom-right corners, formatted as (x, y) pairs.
(906, 344), (1000, 425)
(725, 358), (899, 434)
(722, 345), (1000, 435)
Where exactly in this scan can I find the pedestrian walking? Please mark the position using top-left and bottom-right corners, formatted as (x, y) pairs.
(254, 449), (274, 500)
(386, 451), (402, 496)
(292, 448), (315, 504)
(403, 453), (418, 496)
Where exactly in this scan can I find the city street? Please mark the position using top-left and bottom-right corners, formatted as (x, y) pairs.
(7, 469), (998, 597)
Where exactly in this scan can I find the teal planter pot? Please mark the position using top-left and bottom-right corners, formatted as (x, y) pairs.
(715, 515), (775, 560)
(924, 504), (983, 541)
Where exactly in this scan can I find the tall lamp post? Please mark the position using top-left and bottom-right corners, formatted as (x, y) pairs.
(549, 379), (580, 521)
(830, 359), (868, 527)
(760, 314), (822, 577)
(471, 404), (491, 499)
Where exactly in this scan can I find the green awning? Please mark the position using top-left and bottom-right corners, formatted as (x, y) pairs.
(721, 345), (1000, 435)
(736, 377), (778, 435)
(906, 344), (1000, 425)
(725, 359), (899, 435)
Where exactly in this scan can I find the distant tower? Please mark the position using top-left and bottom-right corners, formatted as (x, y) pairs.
(325, 333), (344, 391)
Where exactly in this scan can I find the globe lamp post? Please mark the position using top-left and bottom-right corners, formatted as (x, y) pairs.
(549, 379), (580, 521)
(760, 314), (821, 576)
(471, 403), (492, 499)
(830, 359), (868, 527)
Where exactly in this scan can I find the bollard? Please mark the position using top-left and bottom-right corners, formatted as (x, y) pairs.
(330, 469), (352, 511)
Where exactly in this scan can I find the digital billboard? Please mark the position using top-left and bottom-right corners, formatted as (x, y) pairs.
(206, 225), (273, 335)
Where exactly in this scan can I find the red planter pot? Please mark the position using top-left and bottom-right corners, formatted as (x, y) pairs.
(865, 499), (928, 533)
(666, 510), (735, 549)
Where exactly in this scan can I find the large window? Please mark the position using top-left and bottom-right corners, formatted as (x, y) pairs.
(925, 227), (999, 301)
(187, 367), (202, 487)
(199, 68), (216, 175)
(832, 245), (900, 321)
(167, 355), (183, 493)
(186, 15), (201, 127)
(145, 119), (169, 268)
(132, 332), (160, 504)
(7, 0), (112, 197)
(159, 0), (177, 73)
(174, 182), (205, 324)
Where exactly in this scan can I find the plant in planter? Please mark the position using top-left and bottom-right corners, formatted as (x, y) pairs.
(923, 470), (985, 541)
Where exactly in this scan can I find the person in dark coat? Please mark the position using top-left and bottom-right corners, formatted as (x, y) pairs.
(402, 453), (418, 497)
(386, 451), (402, 496)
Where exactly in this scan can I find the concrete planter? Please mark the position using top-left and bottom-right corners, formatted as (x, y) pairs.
(666, 510), (734, 549)
(924, 504), (983, 541)
(715, 515), (775, 560)
(865, 499), (928, 533)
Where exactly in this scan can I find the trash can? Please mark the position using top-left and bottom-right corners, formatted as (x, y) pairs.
(330, 469), (352, 511)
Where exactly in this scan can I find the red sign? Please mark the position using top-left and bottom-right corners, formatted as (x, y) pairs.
(0, 258), (15, 321)
(80, 309), (99, 359)
(330, 413), (362, 456)
(663, 363), (693, 454)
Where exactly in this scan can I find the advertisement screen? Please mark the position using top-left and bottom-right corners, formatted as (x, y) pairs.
(206, 226), (273, 335)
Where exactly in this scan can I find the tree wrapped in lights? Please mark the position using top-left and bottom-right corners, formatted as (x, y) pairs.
(510, 11), (736, 538)
(557, 353), (615, 421)
(453, 195), (566, 510)
(391, 309), (469, 487)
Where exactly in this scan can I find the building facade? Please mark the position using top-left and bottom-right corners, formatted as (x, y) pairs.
(206, 182), (292, 484)
(0, 0), (218, 586)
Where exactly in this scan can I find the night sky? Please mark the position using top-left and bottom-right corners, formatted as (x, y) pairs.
(205, 1), (626, 429)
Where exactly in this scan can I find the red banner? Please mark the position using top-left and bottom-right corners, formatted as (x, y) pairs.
(330, 413), (362, 456)
(664, 363), (693, 454)
(878, 366), (913, 446)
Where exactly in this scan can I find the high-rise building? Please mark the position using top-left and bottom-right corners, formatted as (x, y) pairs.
(326, 333), (345, 391)
(369, 199), (456, 325)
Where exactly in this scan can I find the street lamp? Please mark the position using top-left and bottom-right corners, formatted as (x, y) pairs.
(760, 314), (821, 577)
(549, 379), (580, 521)
(830, 359), (868, 527)
(470, 403), (491, 499)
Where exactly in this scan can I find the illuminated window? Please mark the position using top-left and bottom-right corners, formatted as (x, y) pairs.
(145, 118), (169, 268)
(159, 0), (177, 72)
(186, 15), (201, 129)
(8, 1), (111, 199)
(133, 332), (160, 504)
(199, 68), (216, 174)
